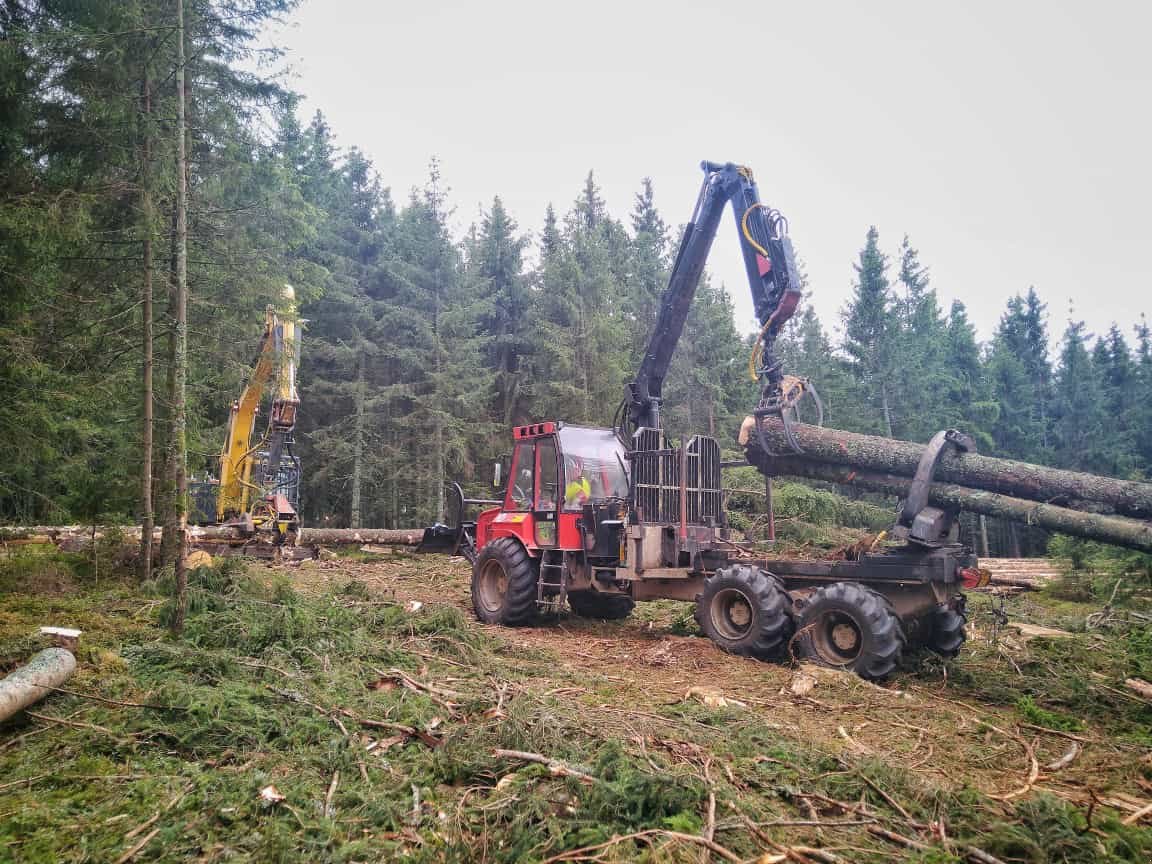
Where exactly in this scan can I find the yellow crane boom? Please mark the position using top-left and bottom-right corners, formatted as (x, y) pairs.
(215, 285), (300, 538)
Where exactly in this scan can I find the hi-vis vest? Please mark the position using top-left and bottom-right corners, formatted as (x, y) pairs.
(565, 476), (590, 507)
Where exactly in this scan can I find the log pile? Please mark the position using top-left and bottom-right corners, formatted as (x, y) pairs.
(741, 417), (1152, 553)
(0, 525), (424, 551)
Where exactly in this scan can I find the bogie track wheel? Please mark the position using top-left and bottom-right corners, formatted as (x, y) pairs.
(568, 590), (635, 620)
(697, 565), (794, 659)
(929, 605), (967, 657)
(796, 582), (906, 680)
(471, 538), (540, 626)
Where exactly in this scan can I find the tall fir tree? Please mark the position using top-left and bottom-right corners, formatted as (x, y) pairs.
(841, 226), (897, 436)
(1051, 320), (1106, 472)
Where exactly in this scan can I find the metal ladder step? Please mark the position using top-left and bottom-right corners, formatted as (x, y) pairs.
(537, 554), (566, 605)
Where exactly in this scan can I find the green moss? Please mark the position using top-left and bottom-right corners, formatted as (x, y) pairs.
(1015, 695), (1084, 732)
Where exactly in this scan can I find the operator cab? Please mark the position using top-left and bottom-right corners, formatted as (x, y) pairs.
(505, 422), (627, 516)
(491, 422), (627, 551)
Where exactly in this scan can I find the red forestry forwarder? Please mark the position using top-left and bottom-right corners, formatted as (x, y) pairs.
(421, 161), (980, 679)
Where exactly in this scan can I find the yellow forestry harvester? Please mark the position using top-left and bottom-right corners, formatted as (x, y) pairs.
(191, 285), (302, 553)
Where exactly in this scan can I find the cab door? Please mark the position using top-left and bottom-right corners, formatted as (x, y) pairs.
(533, 435), (560, 548)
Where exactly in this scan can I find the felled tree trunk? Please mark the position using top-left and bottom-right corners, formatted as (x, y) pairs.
(755, 455), (1152, 553)
(742, 417), (1152, 519)
(298, 528), (424, 546)
(0, 525), (425, 548)
(0, 648), (76, 723)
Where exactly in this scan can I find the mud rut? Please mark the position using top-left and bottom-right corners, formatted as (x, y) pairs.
(286, 555), (1146, 811)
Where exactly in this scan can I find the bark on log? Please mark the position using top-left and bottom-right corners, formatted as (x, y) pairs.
(297, 528), (423, 546)
(0, 647), (77, 723)
(754, 455), (1152, 553)
(741, 417), (1152, 519)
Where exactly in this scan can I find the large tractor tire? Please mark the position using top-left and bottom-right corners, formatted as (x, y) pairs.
(928, 605), (967, 657)
(568, 590), (635, 620)
(697, 565), (794, 660)
(471, 538), (539, 626)
(796, 581), (906, 680)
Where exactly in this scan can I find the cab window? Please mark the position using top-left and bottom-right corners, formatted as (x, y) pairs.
(559, 425), (629, 511)
(536, 437), (559, 510)
(508, 441), (535, 511)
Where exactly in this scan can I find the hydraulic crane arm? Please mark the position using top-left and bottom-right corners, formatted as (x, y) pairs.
(216, 286), (300, 523)
(626, 161), (802, 432)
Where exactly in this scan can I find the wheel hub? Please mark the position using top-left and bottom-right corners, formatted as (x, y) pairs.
(831, 622), (859, 652)
(710, 588), (755, 639)
(809, 611), (864, 664)
(478, 560), (508, 613)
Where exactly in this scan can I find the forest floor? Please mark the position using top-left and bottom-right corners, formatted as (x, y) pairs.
(1, 546), (1151, 863)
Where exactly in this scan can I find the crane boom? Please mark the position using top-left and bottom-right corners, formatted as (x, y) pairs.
(216, 285), (300, 538)
(626, 161), (802, 432)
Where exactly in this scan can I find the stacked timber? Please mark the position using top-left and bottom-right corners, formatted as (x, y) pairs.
(0, 525), (423, 549)
(979, 558), (1067, 589)
(741, 417), (1152, 553)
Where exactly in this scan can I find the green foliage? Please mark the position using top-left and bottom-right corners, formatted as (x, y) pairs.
(1046, 535), (1152, 601)
(3, 0), (1151, 562)
(1015, 695), (1084, 731)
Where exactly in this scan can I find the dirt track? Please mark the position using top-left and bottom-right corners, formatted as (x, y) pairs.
(287, 553), (1151, 815)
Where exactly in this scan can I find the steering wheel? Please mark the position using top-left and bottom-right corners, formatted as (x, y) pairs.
(513, 483), (530, 505)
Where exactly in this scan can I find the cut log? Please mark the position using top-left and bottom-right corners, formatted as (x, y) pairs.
(0, 647), (77, 723)
(752, 455), (1152, 553)
(741, 417), (1152, 519)
(297, 528), (424, 546)
(0, 525), (425, 549)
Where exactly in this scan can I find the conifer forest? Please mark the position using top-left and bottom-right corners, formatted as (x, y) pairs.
(1, 3), (1151, 863)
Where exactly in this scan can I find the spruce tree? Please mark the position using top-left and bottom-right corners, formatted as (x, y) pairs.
(1051, 320), (1106, 472)
(471, 197), (530, 426)
(841, 226), (897, 436)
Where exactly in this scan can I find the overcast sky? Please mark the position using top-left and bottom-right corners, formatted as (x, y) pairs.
(265, 0), (1151, 346)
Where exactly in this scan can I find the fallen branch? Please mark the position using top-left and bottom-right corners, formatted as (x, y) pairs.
(29, 685), (183, 711)
(983, 723), (1039, 801)
(721, 818), (875, 829)
(701, 759), (716, 864)
(114, 827), (160, 864)
(324, 770), (340, 819)
(965, 847), (1010, 864)
(25, 710), (118, 737)
(1122, 801), (1152, 826)
(1045, 742), (1082, 772)
(1124, 678), (1152, 701)
(270, 686), (442, 748)
(867, 825), (929, 850)
(372, 667), (462, 713)
(493, 749), (598, 784)
(116, 783), (191, 864)
(851, 766), (915, 823)
(793, 848), (842, 864)
(1018, 723), (1093, 743)
(538, 829), (742, 863)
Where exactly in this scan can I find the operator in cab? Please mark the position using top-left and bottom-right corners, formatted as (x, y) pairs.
(564, 455), (591, 509)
